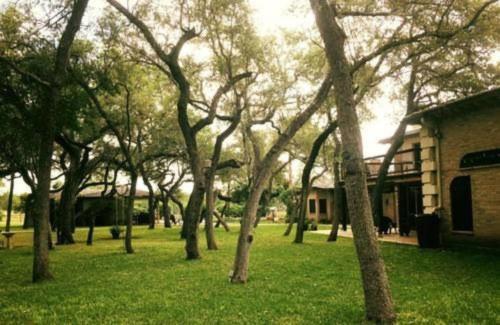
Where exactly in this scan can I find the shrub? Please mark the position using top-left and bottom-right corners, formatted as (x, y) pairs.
(109, 225), (123, 239)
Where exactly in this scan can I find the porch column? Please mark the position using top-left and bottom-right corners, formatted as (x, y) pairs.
(420, 126), (439, 214)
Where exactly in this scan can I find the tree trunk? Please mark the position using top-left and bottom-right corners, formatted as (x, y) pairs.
(31, 0), (89, 282)
(5, 172), (15, 232)
(124, 173), (137, 254)
(23, 195), (34, 229)
(283, 207), (296, 236)
(231, 180), (268, 283)
(56, 167), (79, 244)
(204, 184), (218, 250)
(371, 122), (407, 232)
(32, 99), (55, 282)
(214, 210), (230, 232)
(328, 132), (344, 242)
(230, 69), (333, 284)
(372, 66), (416, 231)
(295, 122), (337, 243)
(160, 190), (172, 228)
(141, 168), (156, 229)
(86, 214), (95, 245)
(254, 178), (272, 228)
(183, 181), (203, 259)
(310, 1), (395, 322)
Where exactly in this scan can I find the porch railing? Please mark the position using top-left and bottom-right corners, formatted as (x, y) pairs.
(363, 148), (421, 178)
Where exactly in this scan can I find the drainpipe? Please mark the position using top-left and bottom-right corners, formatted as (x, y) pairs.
(434, 126), (443, 211)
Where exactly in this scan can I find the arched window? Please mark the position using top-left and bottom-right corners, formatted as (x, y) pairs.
(450, 176), (473, 232)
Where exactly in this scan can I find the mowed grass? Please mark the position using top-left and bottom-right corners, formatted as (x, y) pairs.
(0, 224), (499, 324)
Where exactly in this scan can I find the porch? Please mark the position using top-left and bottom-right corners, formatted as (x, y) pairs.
(315, 227), (418, 246)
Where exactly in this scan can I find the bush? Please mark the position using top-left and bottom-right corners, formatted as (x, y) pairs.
(109, 225), (123, 239)
(224, 204), (245, 218)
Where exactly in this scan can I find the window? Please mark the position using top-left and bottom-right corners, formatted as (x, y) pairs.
(319, 199), (327, 214)
(309, 199), (316, 214)
(450, 176), (473, 232)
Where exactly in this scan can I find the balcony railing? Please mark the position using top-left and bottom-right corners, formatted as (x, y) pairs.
(363, 148), (421, 178)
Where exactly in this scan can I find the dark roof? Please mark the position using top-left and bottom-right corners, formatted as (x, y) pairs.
(404, 87), (500, 124)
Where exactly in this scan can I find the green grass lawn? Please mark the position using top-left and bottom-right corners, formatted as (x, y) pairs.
(0, 225), (499, 324)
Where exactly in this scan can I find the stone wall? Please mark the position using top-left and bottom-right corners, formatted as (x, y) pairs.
(431, 104), (500, 246)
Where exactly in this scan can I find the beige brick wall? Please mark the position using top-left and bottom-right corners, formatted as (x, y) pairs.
(436, 104), (500, 246)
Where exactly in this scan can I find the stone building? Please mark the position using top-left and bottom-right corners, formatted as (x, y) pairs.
(307, 87), (500, 246)
(405, 87), (500, 246)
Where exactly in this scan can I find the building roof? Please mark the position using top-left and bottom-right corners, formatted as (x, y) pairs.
(51, 184), (150, 200)
(78, 185), (150, 198)
(311, 174), (335, 190)
(404, 87), (500, 124)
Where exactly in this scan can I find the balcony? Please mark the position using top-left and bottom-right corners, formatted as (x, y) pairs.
(363, 148), (422, 179)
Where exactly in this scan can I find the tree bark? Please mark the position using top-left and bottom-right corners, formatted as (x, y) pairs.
(32, 97), (55, 282)
(125, 173), (137, 254)
(294, 122), (337, 243)
(310, 1), (395, 322)
(213, 210), (230, 232)
(141, 167), (156, 229)
(86, 214), (95, 245)
(5, 172), (15, 232)
(160, 190), (172, 228)
(204, 184), (218, 250)
(56, 160), (79, 244)
(328, 132), (344, 242)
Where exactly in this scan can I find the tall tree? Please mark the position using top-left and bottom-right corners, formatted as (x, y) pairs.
(309, 0), (395, 321)
(0, 0), (89, 282)
(106, 0), (252, 258)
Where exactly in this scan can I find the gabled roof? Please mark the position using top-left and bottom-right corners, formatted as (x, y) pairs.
(404, 87), (500, 124)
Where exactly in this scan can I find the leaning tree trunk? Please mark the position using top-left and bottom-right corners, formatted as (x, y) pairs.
(231, 177), (270, 283)
(182, 160), (205, 259)
(124, 173), (137, 254)
(372, 67), (416, 230)
(230, 68), (333, 284)
(183, 182), (204, 259)
(254, 178), (272, 228)
(214, 210), (230, 232)
(328, 132), (344, 242)
(310, 0), (395, 322)
(295, 122), (337, 243)
(371, 122), (406, 232)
